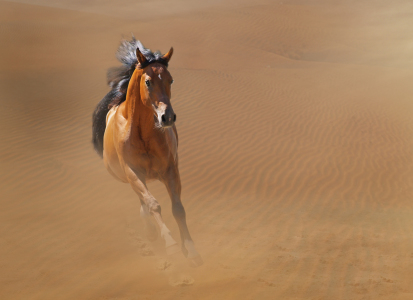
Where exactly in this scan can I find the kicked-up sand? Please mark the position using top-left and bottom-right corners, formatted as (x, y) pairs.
(1, 0), (413, 299)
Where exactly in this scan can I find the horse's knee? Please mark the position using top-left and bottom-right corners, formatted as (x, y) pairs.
(147, 197), (161, 214)
(172, 202), (186, 219)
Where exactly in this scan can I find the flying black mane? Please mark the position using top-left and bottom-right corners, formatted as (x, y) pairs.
(92, 37), (167, 157)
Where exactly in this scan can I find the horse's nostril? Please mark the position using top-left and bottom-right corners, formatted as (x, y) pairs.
(173, 114), (176, 122)
(161, 115), (166, 123)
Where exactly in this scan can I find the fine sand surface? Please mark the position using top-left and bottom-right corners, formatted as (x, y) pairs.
(1, 0), (413, 299)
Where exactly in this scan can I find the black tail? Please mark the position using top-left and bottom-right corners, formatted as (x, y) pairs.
(91, 37), (166, 157)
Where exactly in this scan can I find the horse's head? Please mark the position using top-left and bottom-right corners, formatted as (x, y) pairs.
(136, 47), (175, 128)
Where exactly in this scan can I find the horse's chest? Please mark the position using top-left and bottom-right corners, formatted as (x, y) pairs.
(125, 141), (171, 175)
(122, 127), (177, 178)
(137, 151), (164, 168)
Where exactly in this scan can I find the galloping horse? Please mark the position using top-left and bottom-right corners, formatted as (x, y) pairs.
(92, 38), (202, 266)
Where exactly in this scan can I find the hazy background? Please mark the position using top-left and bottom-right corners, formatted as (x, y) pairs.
(1, 0), (413, 299)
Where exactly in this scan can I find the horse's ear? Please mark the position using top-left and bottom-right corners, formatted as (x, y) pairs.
(136, 47), (147, 66)
(161, 47), (173, 63)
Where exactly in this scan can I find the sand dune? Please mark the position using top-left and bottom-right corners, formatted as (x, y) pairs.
(1, 0), (413, 299)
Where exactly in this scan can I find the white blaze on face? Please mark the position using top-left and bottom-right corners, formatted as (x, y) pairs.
(152, 102), (167, 126)
(158, 74), (162, 80)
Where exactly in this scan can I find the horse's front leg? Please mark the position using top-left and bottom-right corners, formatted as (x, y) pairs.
(125, 167), (180, 255)
(139, 198), (158, 241)
(163, 166), (203, 267)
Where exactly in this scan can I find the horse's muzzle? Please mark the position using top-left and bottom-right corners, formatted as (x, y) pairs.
(161, 112), (176, 127)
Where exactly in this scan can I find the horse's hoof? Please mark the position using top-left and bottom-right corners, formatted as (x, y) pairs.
(166, 243), (181, 256)
(188, 255), (203, 267)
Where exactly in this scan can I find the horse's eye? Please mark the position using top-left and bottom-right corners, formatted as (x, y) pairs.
(145, 79), (150, 87)
(171, 79), (174, 85)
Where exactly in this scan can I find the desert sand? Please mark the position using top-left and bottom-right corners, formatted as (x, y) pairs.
(1, 0), (413, 299)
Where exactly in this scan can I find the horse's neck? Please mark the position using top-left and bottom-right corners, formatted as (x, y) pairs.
(124, 69), (156, 141)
